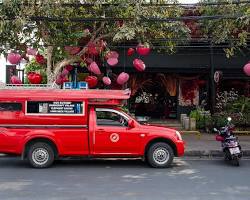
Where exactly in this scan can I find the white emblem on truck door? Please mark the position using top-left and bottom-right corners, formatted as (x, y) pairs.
(110, 133), (119, 143)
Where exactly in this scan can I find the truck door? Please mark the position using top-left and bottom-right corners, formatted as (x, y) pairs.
(92, 108), (141, 156)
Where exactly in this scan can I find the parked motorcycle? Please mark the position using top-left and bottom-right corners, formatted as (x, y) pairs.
(214, 117), (242, 166)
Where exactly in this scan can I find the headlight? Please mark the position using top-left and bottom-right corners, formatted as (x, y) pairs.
(175, 131), (182, 141)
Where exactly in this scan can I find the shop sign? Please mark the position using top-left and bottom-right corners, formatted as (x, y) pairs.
(214, 71), (223, 83)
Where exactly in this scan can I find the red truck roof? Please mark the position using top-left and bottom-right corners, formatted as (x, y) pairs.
(0, 88), (131, 105)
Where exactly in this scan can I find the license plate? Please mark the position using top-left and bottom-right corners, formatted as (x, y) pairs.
(229, 147), (240, 154)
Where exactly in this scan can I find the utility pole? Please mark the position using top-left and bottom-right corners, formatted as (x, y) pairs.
(209, 41), (216, 114)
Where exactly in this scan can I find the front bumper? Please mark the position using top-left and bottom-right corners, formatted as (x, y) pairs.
(176, 140), (185, 157)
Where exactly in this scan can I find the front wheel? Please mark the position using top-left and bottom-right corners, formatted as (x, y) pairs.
(147, 142), (174, 168)
(27, 142), (55, 168)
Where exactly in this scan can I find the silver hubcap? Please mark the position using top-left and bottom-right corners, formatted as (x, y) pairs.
(153, 147), (169, 165)
(32, 148), (49, 166)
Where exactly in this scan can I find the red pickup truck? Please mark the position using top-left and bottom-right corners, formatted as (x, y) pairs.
(0, 87), (184, 168)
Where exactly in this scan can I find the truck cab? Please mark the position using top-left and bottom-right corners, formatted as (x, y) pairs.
(0, 85), (184, 168)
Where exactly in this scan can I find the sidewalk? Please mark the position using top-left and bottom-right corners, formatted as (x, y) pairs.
(182, 132), (250, 157)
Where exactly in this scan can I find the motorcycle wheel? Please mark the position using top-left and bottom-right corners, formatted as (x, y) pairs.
(231, 157), (240, 166)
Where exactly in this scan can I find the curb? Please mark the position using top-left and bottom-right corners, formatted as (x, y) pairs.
(185, 150), (250, 158)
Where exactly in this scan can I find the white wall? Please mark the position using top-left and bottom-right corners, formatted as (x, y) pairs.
(0, 55), (6, 83)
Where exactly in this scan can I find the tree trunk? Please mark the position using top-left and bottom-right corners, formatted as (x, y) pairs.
(46, 46), (54, 84)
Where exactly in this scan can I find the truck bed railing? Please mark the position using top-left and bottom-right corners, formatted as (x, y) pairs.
(0, 83), (59, 89)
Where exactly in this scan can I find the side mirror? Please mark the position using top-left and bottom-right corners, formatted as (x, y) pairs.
(128, 119), (135, 128)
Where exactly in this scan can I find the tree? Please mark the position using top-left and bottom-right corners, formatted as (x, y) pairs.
(0, 0), (249, 83)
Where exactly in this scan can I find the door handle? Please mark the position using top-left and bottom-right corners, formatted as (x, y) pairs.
(97, 129), (105, 131)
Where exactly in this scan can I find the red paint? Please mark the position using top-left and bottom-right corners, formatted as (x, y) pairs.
(0, 89), (184, 162)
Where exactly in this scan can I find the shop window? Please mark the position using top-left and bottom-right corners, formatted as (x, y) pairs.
(0, 103), (22, 111)
(26, 101), (84, 115)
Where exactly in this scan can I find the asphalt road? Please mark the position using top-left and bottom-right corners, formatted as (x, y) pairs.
(0, 157), (250, 200)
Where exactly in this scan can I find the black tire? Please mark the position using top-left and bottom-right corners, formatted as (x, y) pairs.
(27, 142), (55, 168)
(147, 142), (174, 168)
(231, 157), (240, 167)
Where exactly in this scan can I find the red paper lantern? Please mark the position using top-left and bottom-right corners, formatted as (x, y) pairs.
(107, 58), (118, 66)
(136, 44), (150, 56)
(127, 48), (135, 56)
(87, 42), (99, 56)
(10, 76), (22, 84)
(88, 62), (101, 75)
(103, 76), (111, 85)
(64, 46), (81, 55)
(55, 74), (63, 85)
(243, 62), (250, 76)
(65, 65), (74, 71)
(35, 54), (46, 64)
(7, 53), (22, 65)
(85, 76), (98, 88)
(27, 72), (43, 84)
(117, 72), (129, 85)
(133, 59), (146, 71)
(105, 51), (119, 60)
(26, 48), (37, 56)
(61, 69), (69, 77)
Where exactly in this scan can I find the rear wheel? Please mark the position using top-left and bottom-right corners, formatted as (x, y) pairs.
(147, 142), (174, 168)
(27, 142), (55, 168)
(231, 157), (240, 167)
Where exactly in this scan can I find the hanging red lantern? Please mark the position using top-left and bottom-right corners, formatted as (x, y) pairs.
(117, 72), (129, 85)
(105, 51), (119, 60)
(87, 42), (99, 56)
(64, 46), (81, 55)
(61, 69), (69, 77)
(107, 58), (118, 66)
(65, 65), (74, 71)
(27, 72), (43, 84)
(7, 53), (22, 65)
(55, 74), (63, 85)
(85, 76), (98, 88)
(26, 48), (37, 56)
(10, 76), (22, 84)
(133, 59), (146, 72)
(102, 76), (111, 85)
(35, 54), (46, 64)
(88, 62), (101, 75)
(243, 62), (250, 76)
(136, 43), (151, 56)
(127, 48), (135, 56)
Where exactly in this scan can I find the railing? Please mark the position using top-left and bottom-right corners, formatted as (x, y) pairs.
(0, 82), (59, 89)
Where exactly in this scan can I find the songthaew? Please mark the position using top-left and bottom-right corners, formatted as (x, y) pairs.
(0, 84), (184, 168)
